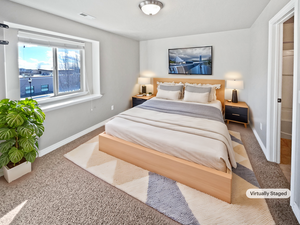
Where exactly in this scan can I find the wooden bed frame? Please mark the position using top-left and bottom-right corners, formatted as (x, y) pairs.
(99, 78), (232, 203)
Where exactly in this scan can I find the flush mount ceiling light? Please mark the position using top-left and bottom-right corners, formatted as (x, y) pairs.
(139, 1), (164, 16)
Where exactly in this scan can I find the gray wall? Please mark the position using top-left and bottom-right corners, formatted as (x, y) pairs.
(248, 0), (291, 146)
(140, 29), (251, 102)
(0, 0), (140, 149)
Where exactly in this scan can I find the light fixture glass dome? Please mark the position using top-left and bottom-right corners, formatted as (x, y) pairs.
(139, 1), (164, 16)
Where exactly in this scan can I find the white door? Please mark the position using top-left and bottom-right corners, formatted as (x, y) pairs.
(291, 0), (300, 222)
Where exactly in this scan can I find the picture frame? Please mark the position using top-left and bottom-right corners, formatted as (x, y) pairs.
(168, 46), (213, 75)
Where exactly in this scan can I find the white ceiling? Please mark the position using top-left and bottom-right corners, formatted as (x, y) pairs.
(10, 0), (271, 41)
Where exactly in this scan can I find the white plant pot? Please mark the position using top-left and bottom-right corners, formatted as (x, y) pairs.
(3, 161), (31, 183)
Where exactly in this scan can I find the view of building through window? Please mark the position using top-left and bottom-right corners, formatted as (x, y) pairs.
(18, 44), (81, 99)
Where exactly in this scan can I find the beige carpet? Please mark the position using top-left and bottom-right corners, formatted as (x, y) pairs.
(1, 124), (298, 224)
(65, 130), (274, 225)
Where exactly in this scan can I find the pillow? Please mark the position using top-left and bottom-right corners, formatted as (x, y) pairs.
(157, 81), (184, 86)
(158, 84), (184, 98)
(201, 84), (221, 101)
(156, 89), (180, 100)
(201, 84), (221, 89)
(185, 85), (214, 102)
(183, 91), (209, 103)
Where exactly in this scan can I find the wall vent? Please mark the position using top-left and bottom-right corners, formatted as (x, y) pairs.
(79, 13), (95, 20)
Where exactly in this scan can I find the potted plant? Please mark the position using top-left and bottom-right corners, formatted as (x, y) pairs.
(0, 98), (45, 183)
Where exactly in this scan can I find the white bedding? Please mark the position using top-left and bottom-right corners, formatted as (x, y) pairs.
(105, 99), (236, 172)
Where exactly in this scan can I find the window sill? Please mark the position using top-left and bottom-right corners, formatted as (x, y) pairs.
(40, 93), (102, 112)
(36, 91), (88, 104)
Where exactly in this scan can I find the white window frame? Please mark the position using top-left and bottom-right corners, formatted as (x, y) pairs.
(18, 31), (86, 101)
(3, 22), (101, 112)
(19, 43), (85, 100)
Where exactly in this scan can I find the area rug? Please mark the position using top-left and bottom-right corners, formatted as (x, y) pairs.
(64, 131), (275, 225)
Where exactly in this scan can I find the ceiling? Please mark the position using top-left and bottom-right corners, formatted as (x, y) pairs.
(10, 0), (271, 41)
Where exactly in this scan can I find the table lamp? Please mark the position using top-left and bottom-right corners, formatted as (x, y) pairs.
(226, 80), (244, 103)
(138, 77), (151, 95)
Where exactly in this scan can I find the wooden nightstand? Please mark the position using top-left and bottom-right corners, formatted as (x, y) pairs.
(225, 101), (249, 128)
(132, 95), (155, 107)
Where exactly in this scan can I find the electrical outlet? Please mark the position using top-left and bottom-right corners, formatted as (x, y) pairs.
(111, 105), (114, 110)
(260, 123), (262, 130)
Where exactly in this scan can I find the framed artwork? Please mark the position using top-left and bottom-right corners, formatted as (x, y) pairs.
(168, 46), (212, 75)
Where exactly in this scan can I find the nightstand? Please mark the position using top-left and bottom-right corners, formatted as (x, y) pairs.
(132, 95), (155, 107)
(225, 101), (249, 128)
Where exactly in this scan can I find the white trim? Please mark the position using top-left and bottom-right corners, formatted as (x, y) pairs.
(292, 202), (300, 223)
(5, 22), (95, 43)
(250, 125), (267, 157)
(40, 94), (102, 112)
(38, 118), (112, 157)
(290, 0), (300, 222)
(266, 0), (295, 163)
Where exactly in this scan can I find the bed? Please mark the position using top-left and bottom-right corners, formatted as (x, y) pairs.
(99, 78), (234, 203)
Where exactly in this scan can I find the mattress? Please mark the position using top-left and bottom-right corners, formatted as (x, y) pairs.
(105, 99), (236, 172)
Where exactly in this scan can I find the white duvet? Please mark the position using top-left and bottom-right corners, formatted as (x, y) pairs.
(105, 100), (236, 172)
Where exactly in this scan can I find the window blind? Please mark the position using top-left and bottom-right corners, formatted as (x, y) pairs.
(18, 31), (85, 49)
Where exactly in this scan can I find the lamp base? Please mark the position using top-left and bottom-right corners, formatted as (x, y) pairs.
(142, 85), (146, 95)
(232, 89), (238, 103)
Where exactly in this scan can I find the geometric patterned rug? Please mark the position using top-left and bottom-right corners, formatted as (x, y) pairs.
(64, 130), (275, 225)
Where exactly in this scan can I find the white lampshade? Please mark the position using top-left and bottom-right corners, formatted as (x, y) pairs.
(138, 77), (151, 85)
(139, 1), (163, 16)
(227, 80), (244, 89)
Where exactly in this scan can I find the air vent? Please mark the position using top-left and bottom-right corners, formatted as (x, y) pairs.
(79, 12), (95, 20)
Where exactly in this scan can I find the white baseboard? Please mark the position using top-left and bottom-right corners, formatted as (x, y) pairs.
(38, 118), (111, 157)
(292, 201), (300, 223)
(250, 125), (267, 156)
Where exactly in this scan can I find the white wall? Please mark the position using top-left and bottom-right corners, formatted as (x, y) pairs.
(140, 29), (251, 101)
(248, 0), (291, 147)
(0, 1), (139, 149)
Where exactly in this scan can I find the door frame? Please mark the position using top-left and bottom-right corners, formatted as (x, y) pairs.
(267, 0), (300, 222)
(266, 0), (294, 163)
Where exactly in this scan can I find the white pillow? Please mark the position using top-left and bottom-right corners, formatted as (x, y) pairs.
(156, 89), (180, 100)
(157, 81), (184, 86)
(183, 91), (209, 103)
(157, 82), (184, 98)
(157, 81), (174, 85)
(185, 83), (220, 101)
(201, 84), (221, 89)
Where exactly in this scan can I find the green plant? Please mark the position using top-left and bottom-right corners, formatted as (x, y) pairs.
(0, 98), (45, 168)
(148, 92), (152, 95)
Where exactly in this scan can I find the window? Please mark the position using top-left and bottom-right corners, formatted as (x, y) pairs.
(4, 22), (101, 112)
(25, 86), (34, 94)
(18, 31), (84, 100)
(41, 84), (49, 92)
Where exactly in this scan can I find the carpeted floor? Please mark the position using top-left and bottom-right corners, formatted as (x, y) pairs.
(0, 123), (299, 225)
(227, 123), (299, 225)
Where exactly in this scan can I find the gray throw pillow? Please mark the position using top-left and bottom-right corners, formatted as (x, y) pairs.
(158, 84), (184, 92)
(185, 86), (211, 93)
(158, 84), (184, 98)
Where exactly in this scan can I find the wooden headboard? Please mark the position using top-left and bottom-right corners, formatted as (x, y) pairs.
(153, 78), (226, 108)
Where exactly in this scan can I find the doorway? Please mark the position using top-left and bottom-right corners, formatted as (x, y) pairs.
(267, 0), (300, 222)
(279, 16), (294, 183)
